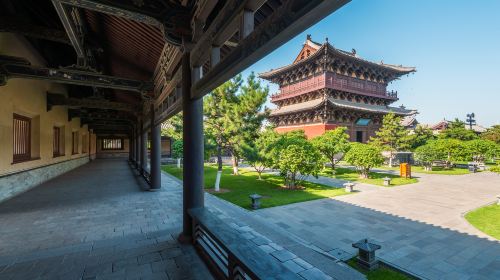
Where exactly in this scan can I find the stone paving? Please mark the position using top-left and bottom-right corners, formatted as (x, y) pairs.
(0, 159), (363, 280)
(257, 171), (500, 279)
(164, 172), (365, 280)
(3, 159), (500, 279)
(0, 159), (211, 280)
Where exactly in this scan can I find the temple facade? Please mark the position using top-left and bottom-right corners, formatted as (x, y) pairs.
(260, 35), (417, 142)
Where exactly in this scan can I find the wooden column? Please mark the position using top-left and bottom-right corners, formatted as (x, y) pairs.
(140, 121), (147, 174)
(150, 104), (161, 190)
(179, 51), (204, 242)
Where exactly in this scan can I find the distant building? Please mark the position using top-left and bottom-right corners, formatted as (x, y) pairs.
(421, 119), (487, 134)
(401, 115), (419, 130)
(260, 35), (416, 142)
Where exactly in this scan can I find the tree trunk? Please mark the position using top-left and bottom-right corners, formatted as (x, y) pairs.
(388, 152), (393, 167)
(331, 157), (336, 172)
(214, 145), (222, 192)
(257, 171), (262, 180)
(359, 168), (369, 179)
(231, 154), (239, 175)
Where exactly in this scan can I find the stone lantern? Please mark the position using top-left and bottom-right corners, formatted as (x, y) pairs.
(249, 194), (262, 210)
(383, 177), (391, 186)
(343, 182), (355, 193)
(352, 239), (381, 270)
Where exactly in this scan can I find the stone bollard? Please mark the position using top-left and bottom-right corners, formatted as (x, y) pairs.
(343, 182), (355, 193)
(383, 177), (391, 186)
(249, 194), (263, 210)
(352, 239), (382, 271)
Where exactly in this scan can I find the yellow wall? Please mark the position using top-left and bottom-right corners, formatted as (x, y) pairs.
(0, 33), (93, 176)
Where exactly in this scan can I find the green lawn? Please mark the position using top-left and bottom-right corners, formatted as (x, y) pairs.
(465, 204), (500, 240)
(347, 259), (410, 280)
(162, 165), (349, 209)
(376, 165), (471, 175)
(320, 168), (418, 187)
(411, 166), (471, 175)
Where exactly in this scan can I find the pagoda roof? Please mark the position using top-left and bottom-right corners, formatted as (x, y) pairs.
(260, 36), (416, 81)
(270, 97), (416, 116)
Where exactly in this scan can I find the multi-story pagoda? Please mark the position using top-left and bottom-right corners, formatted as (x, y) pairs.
(260, 35), (417, 142)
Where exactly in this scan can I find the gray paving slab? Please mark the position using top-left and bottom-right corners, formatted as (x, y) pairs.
(0, 159), (212, 280)
(257, 170), (500, 279)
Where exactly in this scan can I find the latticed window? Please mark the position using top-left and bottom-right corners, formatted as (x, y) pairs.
(13, 114), (31, 162)
(102, 138), (123, 150)
(72, 131), (79, 154)
(53, 127), (61, 157)
(82, 134), (88, 153)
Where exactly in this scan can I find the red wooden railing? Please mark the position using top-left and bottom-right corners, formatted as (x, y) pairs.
(271, 73), (397, 101)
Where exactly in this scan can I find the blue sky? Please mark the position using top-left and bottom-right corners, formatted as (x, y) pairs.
(241, 0), (500, 127)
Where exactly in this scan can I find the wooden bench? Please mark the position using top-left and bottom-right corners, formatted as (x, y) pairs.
(431, 160), (447, 168)
(188, 208), (301, 280)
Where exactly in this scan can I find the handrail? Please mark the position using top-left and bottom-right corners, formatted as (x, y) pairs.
(271, 73), (398, 101)
(189, 208), (301, 280)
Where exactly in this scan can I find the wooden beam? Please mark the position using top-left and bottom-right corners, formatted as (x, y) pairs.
(190, 0), (248, 67)
(55, 0), (162, 28)
(52, 0), (86, 62)
(0, 55), (152, 92)
(192, 0), (350, 98)
(47, 92), (138, 112)
(55, 0), (192, 46)
(0, 17), (71, 45)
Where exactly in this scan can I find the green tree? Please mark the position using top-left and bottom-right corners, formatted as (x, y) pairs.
(432, 139), (466, 167)
(440, 118), (478, 140)
(171, 140), (183, 159)
(241, 129), (271, 180)
(464, 139), (499, 162)
(311, 127), (350, 171)
(344, 143), (384, 178)
(264, 130), (308, 169)
(414, 143), (444, 171)
(481, 125), (500, 144)
(204, 74), (242, 177)
(277, 143), (323, 188)
(161, 112), (183, 140)
(256, 130), (322, 188)
(407, 125), (436, 150)
(204, 73), (268, 177)
(370, 112), (411, 166)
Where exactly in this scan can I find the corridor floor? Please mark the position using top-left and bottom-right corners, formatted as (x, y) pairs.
(0, 159), (211, 280)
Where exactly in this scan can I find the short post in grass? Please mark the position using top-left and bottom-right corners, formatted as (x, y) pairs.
(249, 194), (262, 210)
(352, 239), (381, 271)
(177, 158), (181, 169)
(383, 177), (391, 186)
(343, 182), (355, 193)
(497, 195), (500, 205)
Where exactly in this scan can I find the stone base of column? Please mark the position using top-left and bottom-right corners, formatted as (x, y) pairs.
(177, 232), (193, 244)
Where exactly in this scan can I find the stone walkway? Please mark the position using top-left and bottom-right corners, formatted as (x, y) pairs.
(0, 159), (211, 280)
(0, 159), (363, 280)
(257, 171), (500, 279)
(163, 172), (365, 280)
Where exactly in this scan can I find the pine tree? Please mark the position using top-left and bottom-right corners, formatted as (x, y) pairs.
(204, 72), (268, 185)
(370, 113), (411, 166)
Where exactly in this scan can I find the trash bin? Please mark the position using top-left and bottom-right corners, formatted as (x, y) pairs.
(400, 163), (411, 178)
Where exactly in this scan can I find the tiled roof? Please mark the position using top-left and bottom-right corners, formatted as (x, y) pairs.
(327, 98), (416, 115)
(401, 115), (418, 127)
(260, 37), (416, 80)
(270, 97), (417, 116)
(270, 98), (324, 116)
